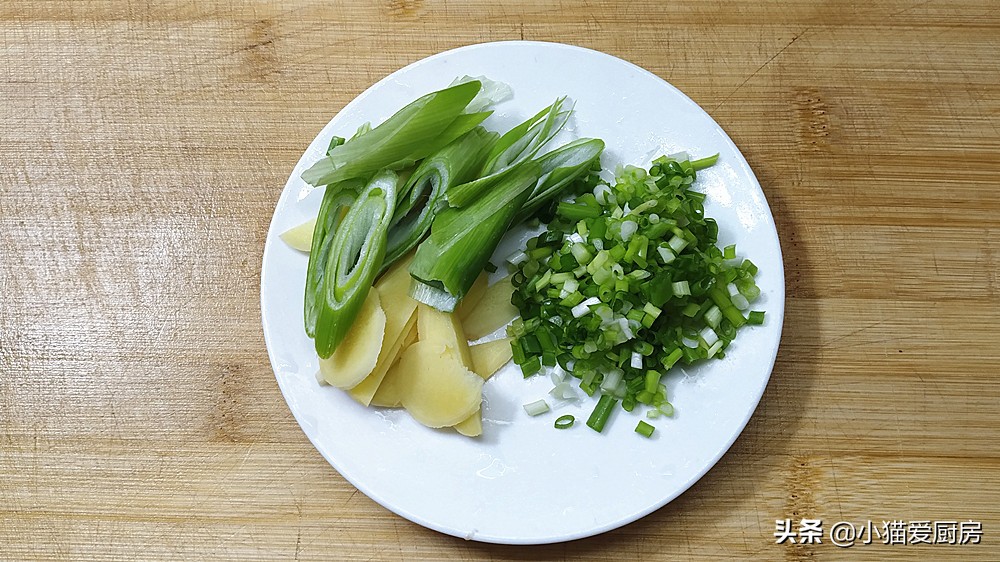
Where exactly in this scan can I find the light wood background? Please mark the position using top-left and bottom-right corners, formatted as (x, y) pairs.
(2, 1), (998, 560)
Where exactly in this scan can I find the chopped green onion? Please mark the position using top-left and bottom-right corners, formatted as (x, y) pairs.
(586, 394), (618, 433)
(635, 420), (655, 438)
(509, 153), (763, 435)
(523, 399), (550, 416)
(554, 414), (575, 429)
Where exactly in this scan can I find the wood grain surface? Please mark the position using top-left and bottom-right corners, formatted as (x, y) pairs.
(2, 0), (999, 559)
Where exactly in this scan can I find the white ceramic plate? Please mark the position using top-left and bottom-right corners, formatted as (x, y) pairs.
(261, 41), (784, 544)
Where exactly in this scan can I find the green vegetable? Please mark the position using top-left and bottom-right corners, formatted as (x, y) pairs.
(313, 169), (399, 357)
(508, 153), (763, 432)
(554, 414), (575, 429)
(446, 98), (571, 207)
(301, 80), (487, 187)
(514, 138), (606, 224)
(408, 105), (604, 312)
(304, 180), (363, 338)
(635, 420), (655, 438)
(409, 163), (541, 311)
(382, 126), (497, 272)
(586, 394), (617, 432)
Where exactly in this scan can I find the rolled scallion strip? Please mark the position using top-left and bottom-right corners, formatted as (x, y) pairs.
(313, 169), (398, 357)
(303, 179), (363, 338)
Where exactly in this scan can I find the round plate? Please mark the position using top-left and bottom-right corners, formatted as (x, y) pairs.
(261, 41), (784, 544)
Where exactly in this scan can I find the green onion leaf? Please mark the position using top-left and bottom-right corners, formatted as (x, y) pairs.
(446, 98), (571, 207)
(409, 163), (541, 311)
(301, 80), (485, 187)
(381, 126), (497, 271)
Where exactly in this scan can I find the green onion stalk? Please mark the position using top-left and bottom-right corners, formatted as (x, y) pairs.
(381, 126), (498, 272)
(409, 163), (542, 312)
(300, 80), (488, 187)
(312, 170), (399, 358)
(407, 134), (604, 312)
(446, 98), (571, 207)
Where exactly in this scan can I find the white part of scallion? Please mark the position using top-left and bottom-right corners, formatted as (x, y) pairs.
(549, 381), (579, 401)
(668, 235), (688, 254)
(566, 232), (584, 245)
(523, 399), (551, 416)
(600, 368), (623, 393)
(618, 317), (634, 340)
(549, 364), (567, 383)
(571, 296), (600, 318)
(630, 351), (643, 369)
(620, 220), (638, 241)
(506, 249), (528, 266)
(682, 336), (700, 349)
(731, 293), (751, 310)
(593, 184), (612, 205)
(699, 326), (719, 347)
(657, 245), (675, 264)
(706, 340), (724, 359)
(671, 280), (691, 296)
(727, 282), (740, 297)
(562, 278), (579, 294)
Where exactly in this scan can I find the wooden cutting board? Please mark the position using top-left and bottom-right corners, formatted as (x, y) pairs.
(2, 1), (998, 559)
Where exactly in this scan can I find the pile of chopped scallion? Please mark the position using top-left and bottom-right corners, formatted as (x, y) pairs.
(507, 154), (764, 436)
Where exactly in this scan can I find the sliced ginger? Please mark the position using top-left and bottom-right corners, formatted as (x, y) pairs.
(397, 341), (483, 428)
(318, 289), (386, 389)
(314, 260), (516, 437)
(347, 255), (419, 405)
(279, 217), (316, 252)
(469, 337), (513, 380)
(462, 276), (519, 340)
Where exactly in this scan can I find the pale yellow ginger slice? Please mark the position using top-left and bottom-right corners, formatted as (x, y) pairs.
(462, 276), (518, 340)
(348, 311), (416, 405)
(416, 303), (472, 368)
(455, 272), (488, 321)
(279, 217), (316, 252)
(397, 341), (483, 428)
(469, 337), (513, 380)
(369, 323), (417, 408)
(347, 255), (420, 405)
(318, 290), (385, 389)
(454, 409), (482, 437)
